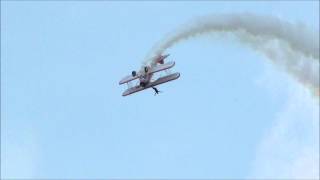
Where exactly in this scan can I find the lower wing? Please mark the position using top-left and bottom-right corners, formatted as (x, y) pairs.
(122, 72), (180, 96)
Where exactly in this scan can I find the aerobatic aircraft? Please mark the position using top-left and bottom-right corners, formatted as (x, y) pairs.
(119, 54), (180, 96)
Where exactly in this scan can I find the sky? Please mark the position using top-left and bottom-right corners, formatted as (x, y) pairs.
(1, 1), (319, 179)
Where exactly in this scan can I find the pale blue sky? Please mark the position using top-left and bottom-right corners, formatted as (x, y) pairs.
(1, 1), (319, 179)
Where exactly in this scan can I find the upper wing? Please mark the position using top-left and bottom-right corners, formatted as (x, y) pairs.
(148, 61), (175, 75)
(119, 74), (140, 85)
(122, 72), (180, 96)
(119, 61), (175, 85)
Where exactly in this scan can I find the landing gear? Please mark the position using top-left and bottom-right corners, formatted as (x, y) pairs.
(132, 71), (137, 77)
(140, 82), (146, 87)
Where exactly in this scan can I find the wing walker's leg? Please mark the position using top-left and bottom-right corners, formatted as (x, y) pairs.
(152, 87), (162, 95)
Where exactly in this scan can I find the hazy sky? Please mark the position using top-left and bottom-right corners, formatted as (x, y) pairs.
(1, 1), (319, 179)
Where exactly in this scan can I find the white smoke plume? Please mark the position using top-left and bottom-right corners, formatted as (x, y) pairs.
(143, 13), (319, 96)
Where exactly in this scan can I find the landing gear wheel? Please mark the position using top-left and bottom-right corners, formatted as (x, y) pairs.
(132, 71), (136, 77)
(140, 82), (146, 87)
(144, 67), (148, 73)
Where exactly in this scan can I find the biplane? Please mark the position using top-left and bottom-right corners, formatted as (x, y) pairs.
(119, 54), (180, 96)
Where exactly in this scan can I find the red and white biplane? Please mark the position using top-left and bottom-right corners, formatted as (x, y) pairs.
(119, 54), (180, 96)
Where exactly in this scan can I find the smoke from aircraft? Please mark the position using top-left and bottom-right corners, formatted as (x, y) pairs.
(143, 13), (319, 96)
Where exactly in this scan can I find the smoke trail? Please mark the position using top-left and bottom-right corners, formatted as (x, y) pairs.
(143, 13), (319, 96)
